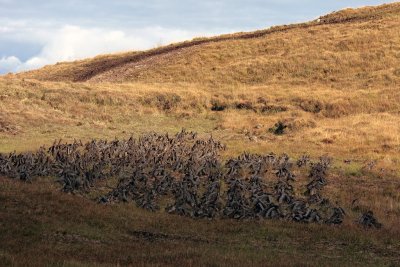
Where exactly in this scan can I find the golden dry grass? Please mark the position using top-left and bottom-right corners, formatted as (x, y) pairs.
(1, 77), (399, 164)
(17, 2), (400, 87)
(1, 2), (400, 266)
(4, 2), (398, 162)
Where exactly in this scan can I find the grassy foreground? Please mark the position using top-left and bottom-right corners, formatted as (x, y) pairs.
(0, 177), (399, 267)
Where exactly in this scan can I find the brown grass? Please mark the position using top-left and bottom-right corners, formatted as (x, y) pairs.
(1, 77), (399, 162)
(1, 2), (400, 266)
(0, 176), (399, 267)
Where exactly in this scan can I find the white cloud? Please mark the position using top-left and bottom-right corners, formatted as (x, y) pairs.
(0, 56), (22, 73)
(1, 25), (215, 73)
(0, 26), (13, 33)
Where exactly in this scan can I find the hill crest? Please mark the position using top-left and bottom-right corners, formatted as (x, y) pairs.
(15, 2), (400, 85)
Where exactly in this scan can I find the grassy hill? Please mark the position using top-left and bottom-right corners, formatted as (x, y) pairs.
(3, 2), (400, 162)
(19, 2), (400, 86)
(1, 2), (400, 266)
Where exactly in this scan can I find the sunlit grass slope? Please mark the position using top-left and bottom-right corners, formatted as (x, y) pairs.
(1, 2), (400, 266)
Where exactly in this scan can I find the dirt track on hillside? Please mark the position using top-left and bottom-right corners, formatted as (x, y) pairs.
(72, 3), (399, 83)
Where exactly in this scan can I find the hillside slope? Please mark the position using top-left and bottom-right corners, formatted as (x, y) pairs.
(2, 2), (400, 160)
(19, 2), (400, 87)
(1, 3), (400, 266)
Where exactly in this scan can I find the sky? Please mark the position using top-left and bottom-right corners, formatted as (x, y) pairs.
(0, 0), (396, 73)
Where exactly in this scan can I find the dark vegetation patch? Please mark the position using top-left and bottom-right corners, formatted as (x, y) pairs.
(235, 101), (255, 111)
(322, 138), (334, 144)
(269, 121), (288, 135)
(233, 98), (287, 114)
(260, 105), (288, 114)
(211, 97), (287, 114)
(0, 130), (382, 228)
(211, 99), (227, 111)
